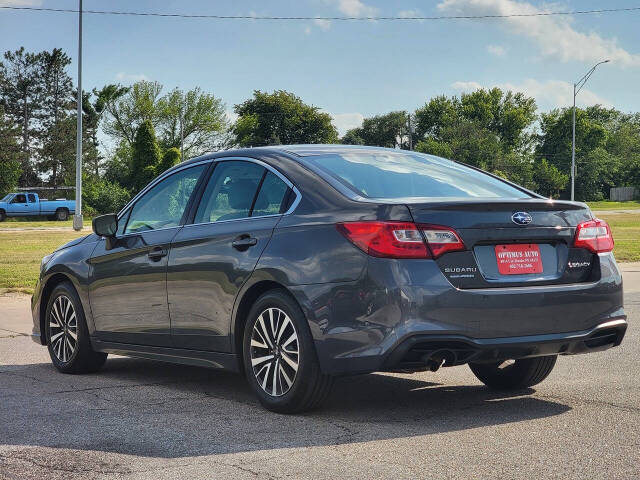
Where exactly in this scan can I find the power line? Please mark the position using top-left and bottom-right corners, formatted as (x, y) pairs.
(1, 5), (640, 21)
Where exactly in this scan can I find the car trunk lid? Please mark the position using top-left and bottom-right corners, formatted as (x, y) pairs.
(406, 199), (598, 288)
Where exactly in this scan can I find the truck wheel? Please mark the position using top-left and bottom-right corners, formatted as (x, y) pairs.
(56, 208), (69, 221)
(469, 355), (557, 390)
(0, 210), (5, 222)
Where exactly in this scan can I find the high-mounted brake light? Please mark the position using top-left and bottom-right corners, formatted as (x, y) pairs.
(574, 218), (614, 254)
(336, 221), (465, 259)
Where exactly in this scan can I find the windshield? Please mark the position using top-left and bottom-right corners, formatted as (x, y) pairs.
(306, 151), (531, 200)
(1, 194), (13, 202)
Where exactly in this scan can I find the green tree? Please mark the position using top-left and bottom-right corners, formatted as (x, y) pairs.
(0, 47), (43, 185)
(104, 140), (132, 188)
(537, 106), (611, 199)
(37, 48), (75, 186)
(233, 90), (338, 146)
(342, 111), (411, 149)
(0, 106), (23, 196)
(533, 158), (568, 198)
(101, 80), (162, 145)
(130, 120), (161, 192)
(414, 88), (537, 156)
(156, 87), (227, 157)
(157, 147), (181, 175)
(39, 115), (76, 187)
(83, 179), (131, 214)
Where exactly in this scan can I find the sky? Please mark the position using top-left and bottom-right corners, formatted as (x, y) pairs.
(1, 0), (639, 135)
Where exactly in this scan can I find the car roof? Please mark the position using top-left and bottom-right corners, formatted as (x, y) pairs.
(179, 144), (408, 167)
(275, 144), (409, 157)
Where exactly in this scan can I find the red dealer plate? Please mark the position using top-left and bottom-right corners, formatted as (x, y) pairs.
(495, 244), (543, 275)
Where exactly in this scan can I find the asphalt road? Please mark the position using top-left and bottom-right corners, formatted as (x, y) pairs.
(1, 265), (639, 480)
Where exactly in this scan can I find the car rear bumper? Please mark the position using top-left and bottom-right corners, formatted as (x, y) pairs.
(293, 252), (626, 375)
(382, 318), (627, 371)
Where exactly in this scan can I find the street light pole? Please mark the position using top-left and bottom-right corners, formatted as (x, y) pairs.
(571, 83), (576, 201)
(73, 0), (83, 231)
(571, 59), (610, 201)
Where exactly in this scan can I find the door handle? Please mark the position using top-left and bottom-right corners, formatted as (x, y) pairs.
(232, 235), (258, 251)
(148, 247), (168, 261)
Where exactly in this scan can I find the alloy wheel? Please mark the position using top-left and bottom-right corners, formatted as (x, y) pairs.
(49, 295), (78, 363)
(250, 307), (300, 397)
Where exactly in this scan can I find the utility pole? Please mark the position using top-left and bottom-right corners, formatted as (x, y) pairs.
(571, 59), (609, 201)
(73, 0), (83, 231)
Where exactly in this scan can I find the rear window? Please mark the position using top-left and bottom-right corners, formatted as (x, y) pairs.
(306, 151), (530, 200)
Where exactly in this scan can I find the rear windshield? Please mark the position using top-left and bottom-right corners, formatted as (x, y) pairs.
(306, 151), (530, 200)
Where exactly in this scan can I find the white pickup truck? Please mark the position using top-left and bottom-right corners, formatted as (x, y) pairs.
(0, 192), (76, 221)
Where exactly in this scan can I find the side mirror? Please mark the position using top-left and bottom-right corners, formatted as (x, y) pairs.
(92, 214), (118, 238)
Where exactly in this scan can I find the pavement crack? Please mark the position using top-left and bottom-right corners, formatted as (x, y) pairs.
(50, 381), (182, 394)
(537, 393), (640, 413)
(326, 419), (359, 445)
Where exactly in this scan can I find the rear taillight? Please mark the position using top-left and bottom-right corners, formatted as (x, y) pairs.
(418, 224), (466, 258)
(336, 221), (464, 259)
(574, 218), (614, 253)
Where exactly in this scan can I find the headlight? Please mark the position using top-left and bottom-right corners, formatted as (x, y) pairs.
(41, 253), (54, 272)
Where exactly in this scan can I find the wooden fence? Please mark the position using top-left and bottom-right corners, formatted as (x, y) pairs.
(610, 187), (636, 201)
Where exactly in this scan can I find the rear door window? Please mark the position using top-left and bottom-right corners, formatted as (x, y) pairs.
(252, 172), (291, 216)
(28, 194), (36, 203)
(194, 161), (265, 223)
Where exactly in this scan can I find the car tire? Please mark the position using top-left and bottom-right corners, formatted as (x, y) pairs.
(469, 355), (557, 390)
(0, 210), (5, 222)
(56, 208), (69, 221)
(45, 281), (107, 374)
(242, 289), (333, 413)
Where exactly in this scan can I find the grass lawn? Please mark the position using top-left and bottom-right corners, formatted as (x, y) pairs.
(0, 217), (95, 229)
(587, 201), (640, 210)
(598, 213), (640, 263)
(1, 219), (74, 228)
(1, 214), (638, 294)
(0, 230), (85, 294)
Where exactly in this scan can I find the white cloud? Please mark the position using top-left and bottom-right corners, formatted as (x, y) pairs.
(0, 0), (42, 5)
(487, 44), (506, 56)
(115, 72), (148, 83)
(437, 0), (640, 67)
(398, 9), (422, 18)
(313, 18), (332, 30)
(329, 0), (378, 17)
(451, 79), (612, 110)
(451, 81), (483, 91)
(327, 112), (365, 136)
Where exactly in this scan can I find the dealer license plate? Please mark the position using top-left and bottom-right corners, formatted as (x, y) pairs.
(495, 244), (543, 275)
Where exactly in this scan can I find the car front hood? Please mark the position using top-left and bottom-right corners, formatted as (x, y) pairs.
(55, 234), (94, 252)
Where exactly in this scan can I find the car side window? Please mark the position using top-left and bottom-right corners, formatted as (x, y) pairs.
(252, 172), (291, 216)
(12, 194), (26, 204)
(194, 161), (265, 223)
(124, 165), (206, 234)
(28, 194), (36, 203)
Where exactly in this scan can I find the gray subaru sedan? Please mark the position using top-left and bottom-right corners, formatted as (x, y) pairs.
(31, 145), (627, 413)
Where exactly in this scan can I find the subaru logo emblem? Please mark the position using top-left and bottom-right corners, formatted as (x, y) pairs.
(511, 212), (532, 226)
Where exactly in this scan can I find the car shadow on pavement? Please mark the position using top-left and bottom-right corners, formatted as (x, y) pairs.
(1, 357), (571, 458)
